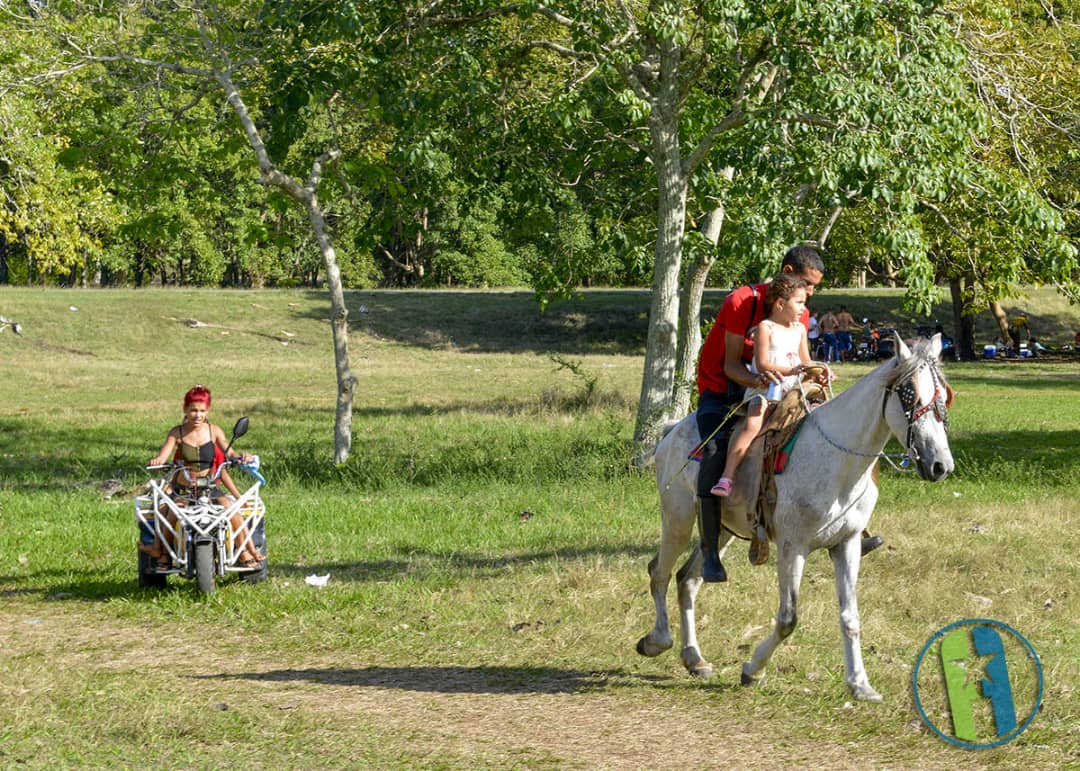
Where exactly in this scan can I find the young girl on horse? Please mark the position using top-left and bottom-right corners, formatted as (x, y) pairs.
(711, 274), (813, 496)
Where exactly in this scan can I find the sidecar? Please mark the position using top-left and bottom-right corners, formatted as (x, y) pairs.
(135, 470), (267, 590)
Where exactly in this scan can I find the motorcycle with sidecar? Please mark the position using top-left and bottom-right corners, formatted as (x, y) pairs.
(134, 417), (266, 593)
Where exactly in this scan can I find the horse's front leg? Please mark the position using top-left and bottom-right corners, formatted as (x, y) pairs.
(830, 536), (882, 702)
(742, 541), (806, 686)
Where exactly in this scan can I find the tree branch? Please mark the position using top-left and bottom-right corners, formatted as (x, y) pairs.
(525, 39), (595, 61)
(682, 109), (746, 175)
(816, 205), (843, 246)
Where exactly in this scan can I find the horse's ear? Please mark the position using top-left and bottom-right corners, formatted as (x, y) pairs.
(894, 331), (911, 360)
(928, 333), (943, 359)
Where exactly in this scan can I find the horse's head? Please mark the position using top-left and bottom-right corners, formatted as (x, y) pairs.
(883, 333), (955, 482)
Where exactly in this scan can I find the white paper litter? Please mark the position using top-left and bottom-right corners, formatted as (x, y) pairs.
(305, 573), (330, 587)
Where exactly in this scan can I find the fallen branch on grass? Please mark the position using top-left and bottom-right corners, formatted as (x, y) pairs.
(165, 316), (307, 345)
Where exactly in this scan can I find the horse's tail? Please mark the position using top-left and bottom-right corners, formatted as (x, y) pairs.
(632, 444), (657, 469)
(631, 419), (683, 469)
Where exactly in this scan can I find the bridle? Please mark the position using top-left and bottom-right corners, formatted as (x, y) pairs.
(882, 358), (953, 464)
(806, 355), (952, 471)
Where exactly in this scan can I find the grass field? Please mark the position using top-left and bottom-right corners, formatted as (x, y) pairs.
(1, 286), (1078, 769)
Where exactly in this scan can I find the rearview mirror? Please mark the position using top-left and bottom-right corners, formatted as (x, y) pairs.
(232, 416), (249, 439)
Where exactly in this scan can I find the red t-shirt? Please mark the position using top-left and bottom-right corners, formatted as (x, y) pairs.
(697, 282), (809, 395)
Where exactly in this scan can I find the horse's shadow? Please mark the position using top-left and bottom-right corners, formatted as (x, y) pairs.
(193, 665), (682, 695)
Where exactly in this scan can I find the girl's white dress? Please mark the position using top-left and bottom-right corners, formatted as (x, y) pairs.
(744, 319), (804, 405)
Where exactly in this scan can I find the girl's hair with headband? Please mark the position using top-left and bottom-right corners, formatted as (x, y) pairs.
(183, 385), (211, 409)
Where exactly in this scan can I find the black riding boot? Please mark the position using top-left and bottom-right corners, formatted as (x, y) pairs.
(698, 497), (727, 583)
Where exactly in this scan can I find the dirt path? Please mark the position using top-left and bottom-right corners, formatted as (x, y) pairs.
(0, 603), (962, 769)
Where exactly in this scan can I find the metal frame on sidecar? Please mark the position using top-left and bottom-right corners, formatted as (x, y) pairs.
(134, 464), (266, 578)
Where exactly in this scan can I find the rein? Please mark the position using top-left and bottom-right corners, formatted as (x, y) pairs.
(806, 410), (915, 472)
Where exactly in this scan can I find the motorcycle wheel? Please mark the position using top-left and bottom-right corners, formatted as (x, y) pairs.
(194, 541), (216, 594)
(138, 550), (167, 589)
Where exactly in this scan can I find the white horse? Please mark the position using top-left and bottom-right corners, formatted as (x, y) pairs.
(636, 334), (954, 701)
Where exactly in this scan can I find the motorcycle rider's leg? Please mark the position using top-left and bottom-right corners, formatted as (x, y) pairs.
(139, 501), (167, 560)
(218, 496), (264, 565)
(146, 506), (177, 568)
(230, 513), (263, 564)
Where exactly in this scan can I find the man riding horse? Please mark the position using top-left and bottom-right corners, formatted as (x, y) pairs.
(694, 246), (882, 582)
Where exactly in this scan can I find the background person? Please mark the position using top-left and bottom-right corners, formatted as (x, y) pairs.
(835, 306), (857, 362)
(1008, 309), (1030, 353)
(819, 307), (840, 363)
(807, 309), (822, 360)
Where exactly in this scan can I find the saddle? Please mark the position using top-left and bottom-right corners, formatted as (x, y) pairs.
(748, 370), (829, 565)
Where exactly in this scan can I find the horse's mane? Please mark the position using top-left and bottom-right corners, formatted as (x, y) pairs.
(883, 338), (948, 387)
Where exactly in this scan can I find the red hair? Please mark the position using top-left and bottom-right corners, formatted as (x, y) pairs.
(183, 385), (211, 409)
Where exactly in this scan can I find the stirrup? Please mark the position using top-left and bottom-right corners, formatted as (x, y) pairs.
(748, 524), (770, 566)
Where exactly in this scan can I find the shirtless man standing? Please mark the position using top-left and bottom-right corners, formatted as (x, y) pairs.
(819, 308), (840, 363)
(835, 306), (857, 362)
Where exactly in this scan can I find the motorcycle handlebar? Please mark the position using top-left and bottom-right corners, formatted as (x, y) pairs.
(145, 456), (265, 485)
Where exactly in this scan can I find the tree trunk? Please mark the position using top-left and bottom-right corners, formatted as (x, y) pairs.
(634, 113), (688, 447)
(24, 232), (32, 286)
(672, 252), (712, 419)
(0, 234), (8, 284)
(134, 253), (145, 287)
(672, 204), (725, 417)
(308, 198), (357, 464)
(949, 276), (976, 361)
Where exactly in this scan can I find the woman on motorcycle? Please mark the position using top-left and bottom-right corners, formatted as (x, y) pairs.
(142, 385), (263, 568)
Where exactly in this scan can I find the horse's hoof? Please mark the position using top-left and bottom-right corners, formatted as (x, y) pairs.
(688, 662), (714, 679)
(851, 683), (884, 703)
(740, 664), (762, 687)
(681, 647), (713, 679)
(636, 635), (672, 658)
(861, 535), (884, 556)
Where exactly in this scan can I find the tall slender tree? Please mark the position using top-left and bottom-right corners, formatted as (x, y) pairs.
(27, 0), (361, 461)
